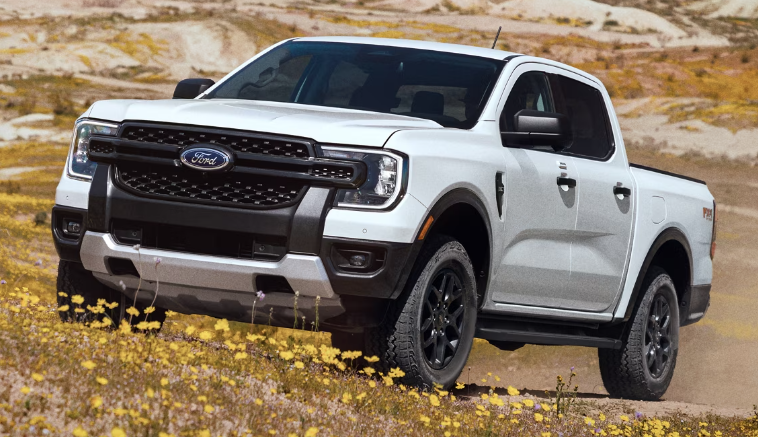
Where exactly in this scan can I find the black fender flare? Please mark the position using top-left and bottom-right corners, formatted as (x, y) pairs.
(621, 227), (693, 322)
(390, 188), (493, 301)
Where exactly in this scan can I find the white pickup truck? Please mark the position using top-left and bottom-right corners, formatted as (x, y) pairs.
(52, 36), (716, 400)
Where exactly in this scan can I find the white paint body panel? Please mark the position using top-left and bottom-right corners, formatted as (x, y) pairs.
(612, 167), (714, 320)
(53, 38), (714, 325)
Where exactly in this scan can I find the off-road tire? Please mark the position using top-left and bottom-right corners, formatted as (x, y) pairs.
(365, 235), (477, 390)
(598, 267), (679, 401)
(57, 260), (166, 329)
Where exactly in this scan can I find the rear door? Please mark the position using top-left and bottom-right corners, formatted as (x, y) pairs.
(491, 67), (579, 308)
(549, 73), (635, 312)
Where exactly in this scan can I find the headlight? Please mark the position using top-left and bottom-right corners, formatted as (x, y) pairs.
(67, 119), (119, 180)
(320, 146), (405, 209)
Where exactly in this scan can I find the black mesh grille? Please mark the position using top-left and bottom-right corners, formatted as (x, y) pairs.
(312, 165), (354, 180)
(90, 142), (114, 154)
(116, 164), (305, 208)
(121, 125), (311, 158)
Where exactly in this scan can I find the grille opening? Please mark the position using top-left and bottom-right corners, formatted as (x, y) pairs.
(121, 125), (312, 159)
(116, 163), (306, 209)
(111, 220), (287, 261)
(255, 275), (294, 294)
(107, 258), (140, 277)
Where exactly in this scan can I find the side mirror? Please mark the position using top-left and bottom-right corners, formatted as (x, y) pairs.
(173, 78), (216, 99)
(501, 109), (573, 152)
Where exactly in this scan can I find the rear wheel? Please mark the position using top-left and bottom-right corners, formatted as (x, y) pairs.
(598, 267), (679, 400)
(366, 236), (477, 389)
(57, 260), (166, 330)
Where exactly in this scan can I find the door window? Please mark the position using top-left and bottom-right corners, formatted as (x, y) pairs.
(500, 72), (553, 132)
(548, 75), (613, 160)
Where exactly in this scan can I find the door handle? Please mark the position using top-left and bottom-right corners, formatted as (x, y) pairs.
(556, 177), (576, 188)
(613, 186), (631, 198)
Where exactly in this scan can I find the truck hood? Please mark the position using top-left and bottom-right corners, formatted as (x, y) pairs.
(87, 99), (444, 147)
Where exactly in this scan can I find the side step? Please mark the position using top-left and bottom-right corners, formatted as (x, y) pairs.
(475, 317), (622, 350)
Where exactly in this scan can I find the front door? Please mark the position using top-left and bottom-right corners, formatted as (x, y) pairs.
(491, 69), (579, 308)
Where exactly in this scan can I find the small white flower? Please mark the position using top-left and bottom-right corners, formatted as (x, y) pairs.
(133, 244), (141, 251)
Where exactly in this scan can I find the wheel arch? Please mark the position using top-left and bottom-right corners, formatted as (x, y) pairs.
(391, 188), (492, 305)
(622, 227), (693, 326)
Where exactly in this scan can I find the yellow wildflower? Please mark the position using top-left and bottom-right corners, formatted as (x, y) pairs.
(534, 413), (544, 422)
(31, 373), (44, 382)
(304, 428), (319, 437)
(198, 331), (213, 340)
(73, 427), (88, 437)
(96, 377), (108, 385)
(455, 382), (465, 390)
(57, 305), (70, 312)
(341, 392), (352, 404)
(20, 386), (30, 394)
(429, 394), (440, 407)
(255, 399), (263, 406)
(125, 307), (140, 317)
(507, 385), (520, 396)
(204, 404), (214, 413)
(280, 351), (295, 360)
(523, 399), (534, 408)
(71, 295), (85, 305)
(90, 395), (103, 409)
(111, 428), (126, 437)
(185, 326), (196, 335)
(364, 355), (380, 363)
(294, 361), (304, 369)
(81, 360), (96, 370)
(214, 318), (230, 331)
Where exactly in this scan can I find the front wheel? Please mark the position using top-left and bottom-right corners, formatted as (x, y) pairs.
(367, 236), (478, 390)
(598, 266), (679, 400)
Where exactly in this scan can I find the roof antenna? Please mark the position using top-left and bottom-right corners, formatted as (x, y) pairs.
(491, 26), (502, 49)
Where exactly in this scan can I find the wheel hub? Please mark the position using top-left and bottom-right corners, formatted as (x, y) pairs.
(645, 294), (672, 379)
(420, 268), (466, 370)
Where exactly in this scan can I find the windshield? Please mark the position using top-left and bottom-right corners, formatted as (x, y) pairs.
(206, 41), (505, 129)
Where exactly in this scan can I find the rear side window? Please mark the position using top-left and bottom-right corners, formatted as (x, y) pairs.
(548, 75), (613, 160)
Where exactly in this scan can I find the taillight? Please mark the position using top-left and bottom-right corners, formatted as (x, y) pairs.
(710, 201), (717, 260)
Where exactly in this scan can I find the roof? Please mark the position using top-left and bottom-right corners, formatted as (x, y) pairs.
(292, 36), (519, 61)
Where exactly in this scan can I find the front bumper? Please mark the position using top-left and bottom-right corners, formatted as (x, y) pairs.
(81, 232), (335, 298)
(51, 163), (418, 327)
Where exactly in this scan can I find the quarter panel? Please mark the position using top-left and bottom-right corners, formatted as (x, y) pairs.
(612, 168), (714, 320)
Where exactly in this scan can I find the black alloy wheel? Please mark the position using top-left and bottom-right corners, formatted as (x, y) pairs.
(645, 294), (672, 378)
(420, 268), (466, 370)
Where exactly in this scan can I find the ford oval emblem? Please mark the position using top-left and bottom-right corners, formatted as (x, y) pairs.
(180, 146), (232, 172)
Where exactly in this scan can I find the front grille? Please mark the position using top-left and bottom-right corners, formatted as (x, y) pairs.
(116, 163), (306, 209)
(121, 125), (312, 159)
(312, 165), (354, 180)
(112, 220), (286, 261)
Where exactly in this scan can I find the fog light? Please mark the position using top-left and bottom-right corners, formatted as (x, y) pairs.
(349, 254), (367, 267)
(63, 220), (82, 237)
